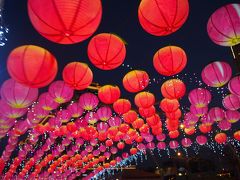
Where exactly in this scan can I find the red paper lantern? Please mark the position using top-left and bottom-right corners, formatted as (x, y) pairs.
(98, 85), (120, 104)
(123, 70), (149, 93)
(138, 0), (189, 36)
(234, 130), (240, 141)
(7, 45), (58, 88)
(169, 130), (179, 139)
(146, 114), (161, 127)
(166, 109), (182, 120)
(123, 110), (138, 124)
(113, 99), (131, 115)
(161, 79), (186, 99)
(199, 124), (212, 134)
(139, 106), (156, 118)
(153, 46), (187, 76)
(63, 62), (93, 90)
(184, 127), (195, 135)
(160, 98), (179, 113)
(132, 118), (144, 129)
(117, 142), (125, 149)
(134, 91), (155, 108)
(28, 0), (102, 44)
(88, 33), (126, 70)
(215, 133), (227, 144)
(130, 148), (138, 155)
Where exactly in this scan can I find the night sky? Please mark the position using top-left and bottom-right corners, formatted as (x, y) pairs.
(0, 0), (239, 175)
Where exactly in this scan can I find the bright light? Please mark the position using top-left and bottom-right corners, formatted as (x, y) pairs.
(178, 172), (183, 176)
(177, 152), (181, 156)
(180, 124), (184, 129)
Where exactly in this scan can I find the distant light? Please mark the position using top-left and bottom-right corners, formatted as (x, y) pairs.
(177, 152), (181, 156)
(180, 124), (184, 129)
(178, 172), (183, 176)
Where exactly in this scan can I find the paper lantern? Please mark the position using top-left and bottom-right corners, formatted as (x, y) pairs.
(157, 142), (166, 150)
(228, 76), (240, 96)
(123, 70), (149, 93)
(207, 3), (240, 46)
(153, 46), (187, 76)
(169, 140), (179, 149)
(0, 100), (27, 119)
(117, 142), (125, 150)
(199, 124), (212, 134)
(169, 130), (179, 139)
(184, 112), (199, 125)
(79, 92), (99, 111)
(196, 135), (207, 145)
(218, 119), (231, 131)
(188, 88), (211, 107)
(0, 79), (38, 108)
(49, 81), (74, 104)
(88, 33), (126, 70)
(57, 110), (71, 123)
(201, 61), (232, 87)
(132, 118), (144, 129)
(97, 106), (112, 121)
(208, 107), (225, 122)
(201, 115), (214, 126)
(184, 127), (195, 135)
(138, 0), (189, 36)
(139, 106), (155, 118)
(67, 103), (84, 118)
(123, 110), (138, 124)
(63, 62), (93, 90)
(146, 114), (160, 127)
(181, 138), (192, 148)
(234, 130), (240, 141)
(166, 109), (182, 120)
(215, 133), (227, 144)
(223, 94), (240, 111)
(134, 91), (155, 108)
(160, 98), (179, 113)
(38, 92), (59, 111)
(98, 85), (120, 104)
(28, 0), (102, 44)
(7, 45), (58, 88)
(108, 116), (122, 127)
(113, 99), (131, 115)
(225, 110), (240, 123)
(161, 79), (186, 99)
(190, 105), (208, 117)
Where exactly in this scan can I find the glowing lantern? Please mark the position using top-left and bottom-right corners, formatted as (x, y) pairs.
(184, 112), (199, 125)
(49, 81), (73, 104)
(146, 114), (161, 127)
(166, 119), (179, 131)
(196, 135), (207, 145)
(38, 93), (59, 111)
(97, 106), (112, 121)
(139, 106), (155, 118)
(225, 110), (240, 123)
(188, 88), (212, 107)
(190, 105), (208, 117)
(169, 130), (179, 139)
(169, 140), (179, 149)
(123, 70), (149, 93)
(223, 94), (240, 110)
(153, 46), (187, 76)
(184, 127), (195, 135)
(156, 134), (166, 141)
(88, 33), (126, 70)
(67, 103), (83, 118)
(138, 0), (189, 36)
(201, 115), (214, 126)
(215, 133), (227, 144)
(108, 116), (122, 127)
(117, 142), (125, 149)
(207, 3), (240, 46)
(234, 130), (240, 141)
(98, 85), (120, 104)
(181, 138), (192, 148)
(67, 122), (78, 133)
(0, 79), (38, 108)
(161, 79), (186, 99)
(130, 148), (138, 155)
(166, 109), (182, 120)
(28, 0), (102, 44)
(85, 112), (99, 125)
(7, 45), (58, 88)
(199, 124), (212, 134)
(208, 107), (225, 122)
(228, 76), (240, 96)
(218, 119), (231, 131)
(79, 92), (99, 111)
(57, 110), (71, 123)
(157, 142), (166, 150)
(160, 98), (179, 113)
(132, 118), (144, 129)
(0, 100), (27, 119)
(201, 61), (232, 87)
(113, 99), (131, 115)
(119, 123), (130, 133)
(63, 62), (93, 90)
(134, 91), (155, 108)
(123, 110), (138, 124)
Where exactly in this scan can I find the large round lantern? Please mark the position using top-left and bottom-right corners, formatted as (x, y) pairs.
(161, 79), (186, 99)
(225, 110), (240, 123)
(207, 3), (240, 46)
(190, 105), (208, 117)
(215, 133), (227, 144)
(181, 138), (192, 148)
(28, 0), (102, 44)
(169, 140), (179, 149)
(38, 93), (59, 111)
(218, 119), (231, 131)
(0, 79), (38, 108)
(88, 33), (126, 70)
(138, 0), (189, 36)
(63, 62), (93, 90)
(234, 130), (240, 141)
(199, 124), (212, 134)
(196, 135), (207, 145)
(208, 107), (225, 122)
(153, 46), (187, 76)
(7, 45), (58, 88)
(67, 103), (83, 118)
(139, 106), (155, 118)
(188, 88), (211, 107)
(228, 76), (240, 96)
(79, 92), (99, 111)
(97, 106), (112, 121)
(49, 81), (74, 104)
(201, 61), (232, 87)
(146, 114), (161, 127)
(113, 99), (131, 115)
(160, 98), (179, 113)
(123, 70), (149, 93)
(134, 91), (155, 108)
(123, 110), (138, 124)
(184, 112), (199, 125)
(223, 94), (240, 111)
(98, 85), (120, 104)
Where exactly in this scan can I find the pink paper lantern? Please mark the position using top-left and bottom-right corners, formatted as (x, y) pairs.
(225, 110), (240, 123)
(56, 109), (71, 123)
(108, 116), (122, 127)
(85, 112), (98, 125)
(196, 135), (207, 145)
(218, 119), (231, 131)
(207, 3), (240, 47)
(223, 94), (240, 110)
(201, 115), (214, 126)
(188, 88), (211, 107)
(157, 142), (166, 150)
(201, 61), (232, 87)
(78, 93), (99, 111)
(67, 102), (84, 118)
(48, 81), (74, 104)
(228, 76), (240, 96)
(0, 100), (27, 119)
(97, 122), (109, 132)
(208, 107), (225, 122)
(38, 92), (59, 111)
(190, 105), (208, 117)
(97, 106), (112, 121)
(156, 133), (166, 141)
(0, 79), (38, 108)
(169, 140), (179, 149)
(147, 142), (155, 150)
(184, 112), (199, 125)
(181, 138), (192, 148)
